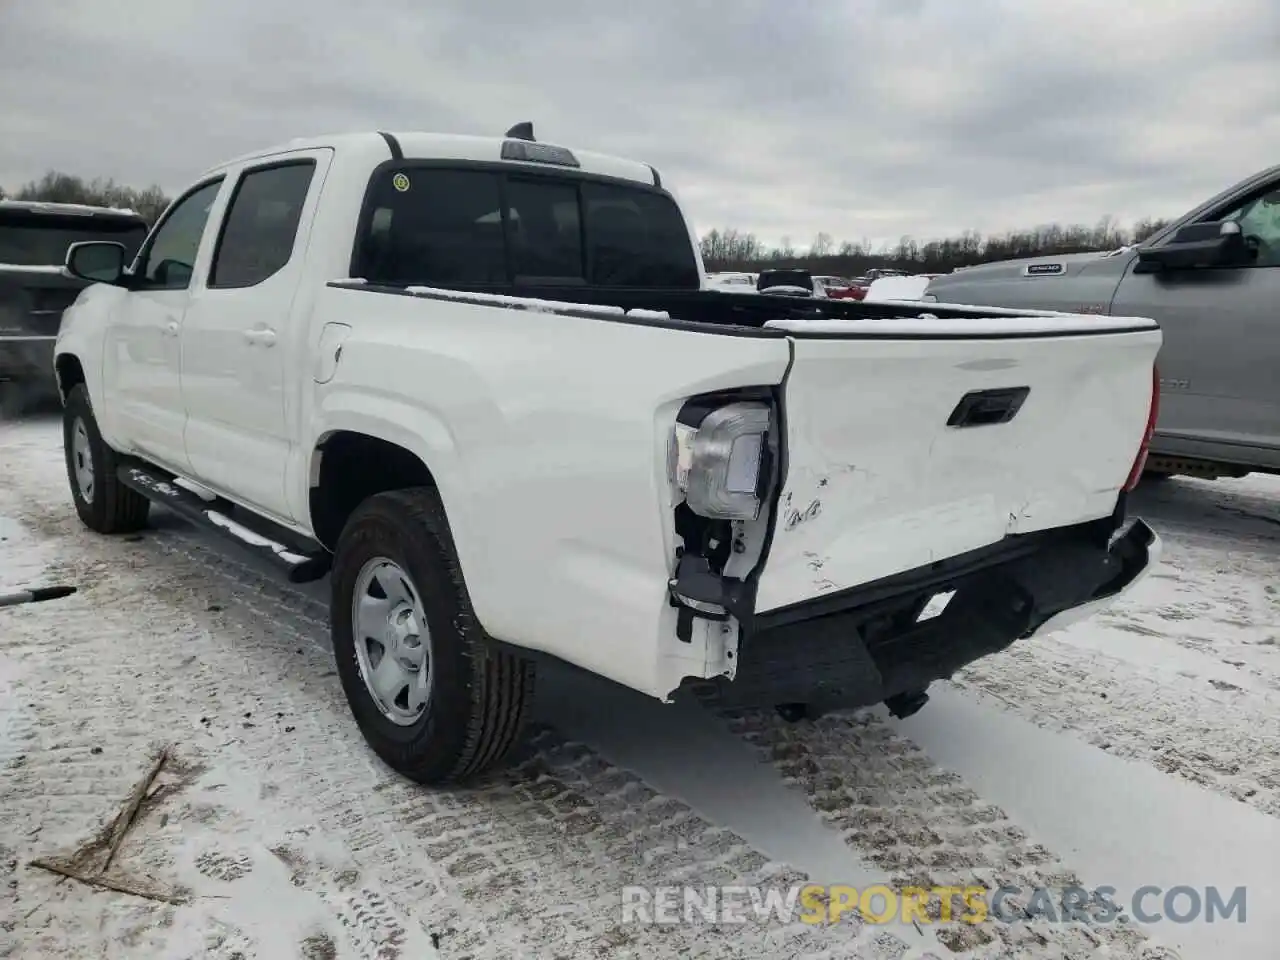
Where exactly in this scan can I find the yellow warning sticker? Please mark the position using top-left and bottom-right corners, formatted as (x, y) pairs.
(392, 173), (411, 193)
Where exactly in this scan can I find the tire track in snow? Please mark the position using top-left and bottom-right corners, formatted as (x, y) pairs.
(0, 421), (1186, 958)
(690, 691), (1174, 959)
(952, 642), (1280, 818)
(0, 476), (904, 957)
(144, 528), (916, 958)
(949, 508), (1280, 819)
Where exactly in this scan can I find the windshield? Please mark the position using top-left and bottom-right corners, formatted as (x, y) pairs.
(0, 220), (148, 267)
(355, 166), (701, 290)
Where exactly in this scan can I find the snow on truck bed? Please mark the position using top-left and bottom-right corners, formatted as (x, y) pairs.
(1, 415), (1278, 960)
(337, 282), (677, 322)
(346, 281), (1144, 333)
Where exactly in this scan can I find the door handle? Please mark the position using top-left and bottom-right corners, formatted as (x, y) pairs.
(164, 320), (179, 337)
(243, 327), (277, 347)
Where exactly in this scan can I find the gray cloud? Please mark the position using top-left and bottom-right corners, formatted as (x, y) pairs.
(3, 0), (1278, 247)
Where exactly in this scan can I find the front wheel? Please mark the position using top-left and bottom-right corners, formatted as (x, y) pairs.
(330, 487), (534, 784)
(62, 383), (150, 534)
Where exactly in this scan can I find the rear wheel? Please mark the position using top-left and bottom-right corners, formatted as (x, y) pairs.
(62, 383), (150, 534)
(330, 487), (534, 784)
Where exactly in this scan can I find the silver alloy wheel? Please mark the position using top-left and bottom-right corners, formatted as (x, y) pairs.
(351, 557), (433, 726)
(71, 417), (95, 503)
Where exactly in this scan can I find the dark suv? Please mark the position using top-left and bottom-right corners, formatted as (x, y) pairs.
(1, 201), (149, 410)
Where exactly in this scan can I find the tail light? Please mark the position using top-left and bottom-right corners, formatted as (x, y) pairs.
(670, 400), (773, 520)
(1123, 366), (1161, 492)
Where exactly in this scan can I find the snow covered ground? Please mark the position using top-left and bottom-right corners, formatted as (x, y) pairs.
(1, 414), (1277, 959)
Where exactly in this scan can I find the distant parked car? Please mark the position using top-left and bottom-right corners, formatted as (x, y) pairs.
(812, 275), (861, 299)
(864, 274), (942, 302)
(864, 268), (910, 282)
(923, 164), (1280, 480)
(756, 268), (827, 297)
(1, 201), (148, 410)
(704, 271), (757, 291)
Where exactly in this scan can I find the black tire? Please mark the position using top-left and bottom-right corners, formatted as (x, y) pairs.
(62, 383), (150, 534)
(330, 487), (535, 784)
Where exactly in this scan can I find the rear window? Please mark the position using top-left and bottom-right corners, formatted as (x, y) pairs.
(355, 166), (700, 290)
(758, 269), (813, 290)
(505, 177), (584, 283)
(0, 219), (148, 267)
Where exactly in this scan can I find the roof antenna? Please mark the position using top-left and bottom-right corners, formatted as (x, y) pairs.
(505, 121), (535, 142)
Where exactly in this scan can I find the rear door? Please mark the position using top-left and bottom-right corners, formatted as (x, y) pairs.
(753, 314), (1161, 613)
(180, 151), (329, 521)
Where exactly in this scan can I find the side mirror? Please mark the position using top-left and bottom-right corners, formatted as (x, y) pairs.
(1133, 220), (1253, 274)
(65, 241), (127, 284)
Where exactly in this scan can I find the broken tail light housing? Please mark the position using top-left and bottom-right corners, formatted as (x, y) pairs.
(1123, 365), (1161, 492)
(670, 401), (772, 520)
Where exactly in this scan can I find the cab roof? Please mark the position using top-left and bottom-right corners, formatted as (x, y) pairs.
(202, 130), (662, 189)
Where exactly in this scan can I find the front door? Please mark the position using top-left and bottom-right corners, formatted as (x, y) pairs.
(104, 178), (225, 473)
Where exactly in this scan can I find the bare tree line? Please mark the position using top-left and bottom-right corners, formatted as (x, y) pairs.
(1, 171), (172, 224)
(3, 170), (1171, 275)
(700, 216), (1172, 276)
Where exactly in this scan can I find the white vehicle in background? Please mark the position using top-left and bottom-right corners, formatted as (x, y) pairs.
(704, 271), (757, 291)
(53, 124), (1162, 785)
(863, 273), (941, 303)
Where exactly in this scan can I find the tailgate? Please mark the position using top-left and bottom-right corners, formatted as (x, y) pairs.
(753, 313), (1161, 614)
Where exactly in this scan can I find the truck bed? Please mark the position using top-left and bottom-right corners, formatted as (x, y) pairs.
(330, 279), (1150, 336)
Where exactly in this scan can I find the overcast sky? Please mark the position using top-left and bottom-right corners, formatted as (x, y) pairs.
(3, 0), (1278, 248)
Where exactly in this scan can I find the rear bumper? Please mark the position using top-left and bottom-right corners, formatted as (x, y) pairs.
(690, 515), (1160, 711)
(0, 335), (56, 383)
(1023, 519), (1160, 637)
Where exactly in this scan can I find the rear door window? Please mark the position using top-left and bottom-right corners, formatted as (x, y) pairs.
(210, 161), (315, 288)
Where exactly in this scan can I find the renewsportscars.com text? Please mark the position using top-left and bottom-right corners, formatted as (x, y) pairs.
(620, 883), (1248, 927)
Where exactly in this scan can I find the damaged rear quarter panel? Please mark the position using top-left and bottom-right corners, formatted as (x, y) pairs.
(306, 287), (792, 699)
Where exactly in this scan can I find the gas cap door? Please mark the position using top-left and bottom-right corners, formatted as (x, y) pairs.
(313, 322), (351, 384)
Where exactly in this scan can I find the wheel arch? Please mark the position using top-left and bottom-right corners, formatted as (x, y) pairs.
(54, 353), (86, 403)
(309, 429), (441, 550)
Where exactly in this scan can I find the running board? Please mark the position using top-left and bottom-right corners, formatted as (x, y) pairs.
(117, 464), (331, 583)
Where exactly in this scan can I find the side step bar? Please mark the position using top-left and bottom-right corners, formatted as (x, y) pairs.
(117, 464), (331, 583)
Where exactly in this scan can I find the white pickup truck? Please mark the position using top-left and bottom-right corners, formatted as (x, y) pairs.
(54, 125), (1163, 784)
